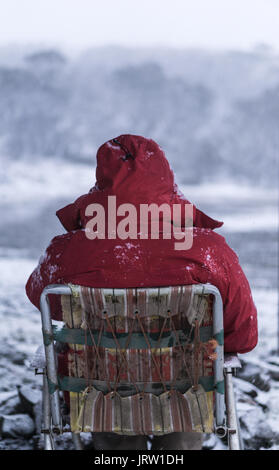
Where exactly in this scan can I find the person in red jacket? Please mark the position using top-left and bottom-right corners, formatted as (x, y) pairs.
(26, 134), (257, 449)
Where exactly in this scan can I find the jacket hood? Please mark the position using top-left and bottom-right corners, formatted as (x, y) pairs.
(57, 134), (223, 231)
(95, 134), (223, 228)
(95, 134), (174, 205)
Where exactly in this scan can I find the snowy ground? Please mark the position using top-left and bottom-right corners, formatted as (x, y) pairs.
(0, 158), (278, 450)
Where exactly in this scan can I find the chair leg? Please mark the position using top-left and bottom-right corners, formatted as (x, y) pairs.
(44, 431), (55, 450)
(224, 368), (242, 450)
(72, 433), (83, 450)
(42, 371), (55, 450)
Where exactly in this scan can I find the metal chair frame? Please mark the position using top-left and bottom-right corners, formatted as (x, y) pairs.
(34, 283), (242, 450)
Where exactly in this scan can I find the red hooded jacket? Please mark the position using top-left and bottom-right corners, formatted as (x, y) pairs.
(26, 134), (258, 354)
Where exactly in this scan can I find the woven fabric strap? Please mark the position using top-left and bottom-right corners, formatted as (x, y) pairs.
(44, 324), (218, 348)
(48, 374), (216, 394)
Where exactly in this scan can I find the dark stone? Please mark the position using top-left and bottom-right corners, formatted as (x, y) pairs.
(18, 386), (41, 417)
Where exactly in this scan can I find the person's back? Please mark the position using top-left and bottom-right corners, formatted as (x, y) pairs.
(26, 134), (258, 449)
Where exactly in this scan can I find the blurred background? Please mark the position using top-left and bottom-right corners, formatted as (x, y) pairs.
(0, 0), (278, 450)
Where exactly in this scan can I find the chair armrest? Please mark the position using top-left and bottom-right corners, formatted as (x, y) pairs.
(224, 353), (242, 370)
(29, 345), (46, 370)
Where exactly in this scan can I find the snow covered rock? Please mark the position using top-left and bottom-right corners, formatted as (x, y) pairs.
(18, 386), (41, 416)
(0, 438), (34, 450)
(0, 414), (35, 438)
(238, 361), (271, 392)
(202, 434), (218, 450)
(234, 377), (259, 399)
(0, 391), (20, 415)
(239, 406), (275, 449)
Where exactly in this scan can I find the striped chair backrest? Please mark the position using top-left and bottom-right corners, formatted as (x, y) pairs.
(55, 285), (219, 435)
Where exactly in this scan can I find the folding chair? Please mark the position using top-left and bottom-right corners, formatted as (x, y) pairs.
(33, 283), (242, 450)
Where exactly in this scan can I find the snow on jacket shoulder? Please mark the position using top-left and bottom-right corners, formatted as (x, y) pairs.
(25, 134), (257, 354)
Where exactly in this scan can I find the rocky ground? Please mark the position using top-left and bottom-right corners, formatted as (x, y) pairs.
(0, 163), (278, 450)
(0, 258), (278, 451)
(1, 354), (279, 450)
